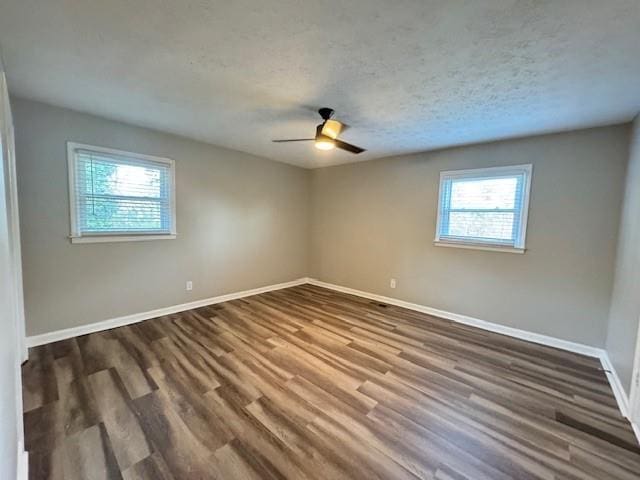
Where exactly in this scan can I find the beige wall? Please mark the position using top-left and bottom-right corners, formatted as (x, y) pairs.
(310, 126), (629, 347)
(13, 96), (634, 353)
(606, 116), (640, 394)
(13, 98), (310, 336)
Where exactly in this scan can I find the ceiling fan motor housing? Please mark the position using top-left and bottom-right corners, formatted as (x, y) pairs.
(318, 108), (335, 120)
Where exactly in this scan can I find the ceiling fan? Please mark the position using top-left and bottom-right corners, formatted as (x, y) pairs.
(272, 108), (366, 154)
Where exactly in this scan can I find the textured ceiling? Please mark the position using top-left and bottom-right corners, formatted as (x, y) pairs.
(1, 0), (639, 168)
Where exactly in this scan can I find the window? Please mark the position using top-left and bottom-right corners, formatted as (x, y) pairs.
(67, 143), (176, 243)
(435, 164), (532, 253)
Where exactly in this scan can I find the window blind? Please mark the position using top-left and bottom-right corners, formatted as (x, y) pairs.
(71, 148), (174, 236)
(436, 165), (531, 249)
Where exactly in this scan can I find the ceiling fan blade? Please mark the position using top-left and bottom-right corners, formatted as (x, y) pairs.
(272, 138), (314, 142)
(334, 139), (366, 154)
(321, 119), (344, 139)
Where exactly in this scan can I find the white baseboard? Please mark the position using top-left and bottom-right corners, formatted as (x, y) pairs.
(26, 278), (308, 348)
(599, 351), (631, 418)
(26, 275), (603, 357)
(306, 278), (640, 444)
(307, 278), (604, 358)
(632, 421), (640, 445)
(600, 351), (640, 443)
(17, 444), (28, 480)
(23, 275), (638, 445)
(600, 353), (640, 445)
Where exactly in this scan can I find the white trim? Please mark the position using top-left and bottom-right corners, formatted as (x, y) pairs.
(1, 69), (29, 480)
(439, 163), (534, 179)
(632, 421), (640, 446)
(600, 351), (630, 418)
(66, 142), (177, 242)
(23, 275), (639, 445)
(434, 240), (525, 254)
(434, 163), (533, 251)
(307, 278), (602, 357)
(600, 351), (640, 445)
(169, 149), (177, 235)
(26, 278), (308, 347)
(306, 277), (640, 444)
(4, 107), (26, 363)
(629, 323), (640, 424)
(70, 234), (176, 244)
(17, 442), (28, 480)
(26, 275), (606, 358)
(67, 142), (78, 237)
(519, 164), (533, 250)
(66, 142), (175, 166)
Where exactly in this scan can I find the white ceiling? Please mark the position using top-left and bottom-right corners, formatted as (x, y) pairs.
(1, 1), (639, 168)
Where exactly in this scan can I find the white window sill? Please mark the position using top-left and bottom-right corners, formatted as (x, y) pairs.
(433, 240), (525, 254)
(70, 234), (177, 244)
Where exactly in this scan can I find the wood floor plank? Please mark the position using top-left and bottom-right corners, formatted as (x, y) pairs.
(87, 369), (152, 471)
(131, 391), (219, 479)
(22, 344), (59, 412)
(121, 452), (174, 480)
(61, 423), (123, 480)
(23, 284), (640, 479)
(147, 361), (235, 451)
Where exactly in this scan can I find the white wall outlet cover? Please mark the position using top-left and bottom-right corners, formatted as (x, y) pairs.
(186, 281), (193, 291)
(390, 278), (397, 289)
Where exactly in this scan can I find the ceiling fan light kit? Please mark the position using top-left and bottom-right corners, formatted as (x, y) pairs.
(320, 119), (343, 139)
(273, 108), (366, 154)
(314, 138), (336, 150)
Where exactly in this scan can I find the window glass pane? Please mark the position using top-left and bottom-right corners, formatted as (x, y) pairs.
(72, 147), (174, 236)
(436, 166), (531, 249)
(447, 211), (515, 241)
(450, 177), (518, 210)
(80, 160), (163, 198)
(81, 197), (163, 232)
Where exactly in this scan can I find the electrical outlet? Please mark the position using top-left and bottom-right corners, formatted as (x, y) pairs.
(390, 278), (397, 289)
(186, 281), (193, 291)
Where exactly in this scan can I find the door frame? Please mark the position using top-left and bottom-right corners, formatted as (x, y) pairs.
(2, 82), (26, 362)
(1, 66), (28, 478)
(629, 322), (640, 426)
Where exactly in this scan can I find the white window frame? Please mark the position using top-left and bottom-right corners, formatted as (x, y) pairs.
(434, 164), (532, 254)
(67, 142), (177, 244)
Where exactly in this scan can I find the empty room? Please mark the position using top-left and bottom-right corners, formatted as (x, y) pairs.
(1, 1), (640, 479)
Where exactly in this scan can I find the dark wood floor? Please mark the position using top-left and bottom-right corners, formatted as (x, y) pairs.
(22, 284), (640, 480)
